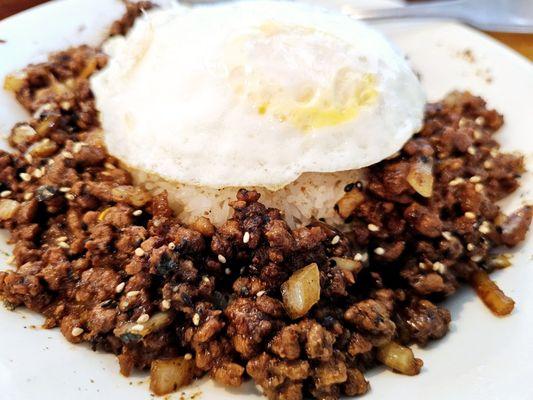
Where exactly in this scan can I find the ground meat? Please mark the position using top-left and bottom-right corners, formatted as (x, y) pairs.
(0, 20), (530, 400)
(344, 300), (396, 346)
(500, 206), (532, 246)
(397, 298), (451, 345)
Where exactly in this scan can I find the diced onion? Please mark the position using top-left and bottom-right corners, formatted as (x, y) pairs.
(0, 199), (20, 221)
(486, 254), (512, 270)
(3, 73), (26, 92)
(150, 357), (195, 396)
(281, 263), (321, 319)
(407, 157), (434, 198)
(10, 124), (37, 146)
(111, 185), (151, 207)
(27, 138), (58, 158)
(470, 270), (514, 316)
(377, 341), (423, 376)
(336, 189), (364, 219)
(331, 257), (362, 273)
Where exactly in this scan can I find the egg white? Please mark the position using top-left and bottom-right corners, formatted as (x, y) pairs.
(91, 0), (425, 189)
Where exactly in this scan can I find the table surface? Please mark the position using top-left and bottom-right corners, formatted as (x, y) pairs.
(1, 0), (532, 60)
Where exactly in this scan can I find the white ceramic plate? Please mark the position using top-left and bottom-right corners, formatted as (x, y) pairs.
(0, 1), (532, 399)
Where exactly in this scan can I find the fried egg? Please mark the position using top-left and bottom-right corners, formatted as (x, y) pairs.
(91, 0), (425, 190)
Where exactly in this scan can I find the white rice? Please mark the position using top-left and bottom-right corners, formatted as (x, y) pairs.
(129, 168), (366, 227)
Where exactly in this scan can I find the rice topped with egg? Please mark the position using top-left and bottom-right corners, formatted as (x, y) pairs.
(90, 0), (424, 226)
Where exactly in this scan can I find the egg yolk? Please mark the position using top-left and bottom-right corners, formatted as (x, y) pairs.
(225, 22), (378, 131)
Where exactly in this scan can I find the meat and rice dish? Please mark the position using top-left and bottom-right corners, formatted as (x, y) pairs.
(0, 2), (531, 399)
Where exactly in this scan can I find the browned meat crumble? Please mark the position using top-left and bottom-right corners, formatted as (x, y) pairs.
(0, 16), (531, 400)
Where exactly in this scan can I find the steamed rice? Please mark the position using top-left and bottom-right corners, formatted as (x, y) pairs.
(130, 168), (366, 227)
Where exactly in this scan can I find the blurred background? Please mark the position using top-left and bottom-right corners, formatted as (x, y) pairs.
(0, 0), (531, 59)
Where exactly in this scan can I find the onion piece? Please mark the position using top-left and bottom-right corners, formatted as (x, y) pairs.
(150, 357), (195, 396)
(281, 263), (320, 319)
(3, 73), (26, 92)
(0, 199), (20, 221)
(407, 157), (434, 198)
(10, 124), (37, 146)
(486, 254), (512, 270)
(331, 257), (363, 274)
(470, 270), (514, 316)
(377, 341), (423, 376)
(111, 185), (151, 207)
(27, 138), (58, 158)
(335, 189), (364, 219)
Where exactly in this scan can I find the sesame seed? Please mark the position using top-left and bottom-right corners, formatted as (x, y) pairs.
(24, 154), (33, 163)
(354, 253), (363, 261)
(225, 268), (231, 275)
(442, 231), (453, 241)
(71, 327), (84, 337)
(467, 243), (475, 251)
(243, 231), (250, 244)
(467, 146), (477, 155)
(131, 324), (144, 332)
(161, 299), (171, 310)
(184, 353), (193, 360)
(23, 192), (33, 201)
(202, 276), (210, 283)
(19, 172), (31, 182)
(473, 130), (483, 140)
(471, 255), (483, 262)
(126, 290), (140, 298)
(432, 261), (446, 274)
(172, 286), (179, 293)
(65, 193), (75, 200)
(192, 313), (200, 326)
(60, 101), (71, 110)
(57, 241), (69, 249)
(132, 210), (142, 216)
(168, 242), (176, 250)
(104, 162), (116, 169)
(479, 221), (491, 234)
(59, 187), (70, 192)
(449, 177), (465, 186)
(0, 190), (12, 198)
(374, 247), (385, 255)
(256, 290), (266, 297)
(115, 282), (125, 293)
(137, 314), (150, 324)
(367, 224), (380, 232)
(464, 212), (476, 219)
(33, 169), (43, 178)
(475, 183), (484, 193)
(134, 248), (145, 257)
(218, 254), (227, 264)
(47, 159), (54, 165)
(419, 262), (427, 269)
(458, 118), (468, 127)
(483, 160), (493, 169)
(331, 235), (340, 245)
(62, 151), (73, 159)
(469, 175), (482, 183)
(475, 116), (485, 126)
(490, 148), (499, 157)
(56, 236), (68, 242)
